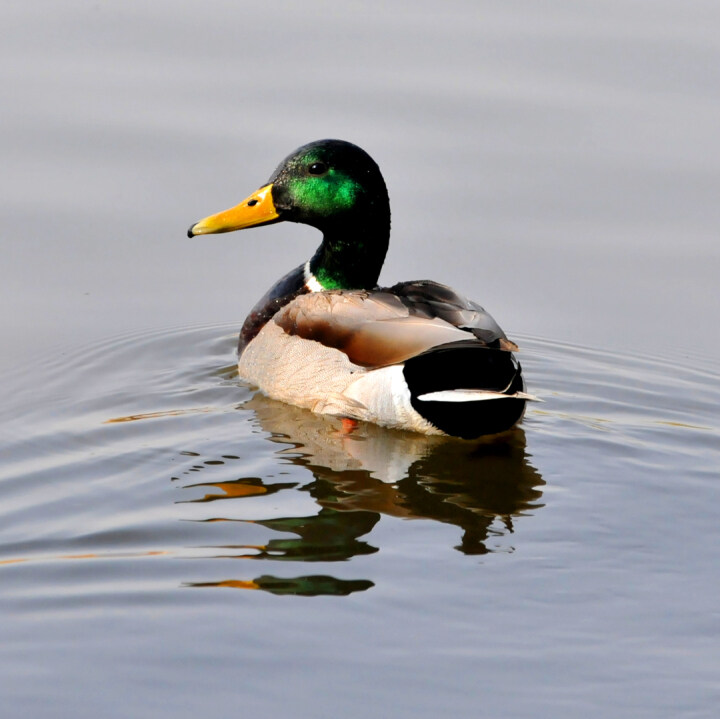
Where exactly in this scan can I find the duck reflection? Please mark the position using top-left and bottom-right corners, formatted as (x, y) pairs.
(193, 508), (380, 562)
(182, 394), (544, 595)
(186, 575), (374, 597)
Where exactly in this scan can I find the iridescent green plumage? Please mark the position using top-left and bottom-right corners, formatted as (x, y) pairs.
(288, 170), (361, 217)
(267, 140), (390, 290)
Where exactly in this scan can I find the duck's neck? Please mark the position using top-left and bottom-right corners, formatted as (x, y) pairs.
(307, 212), (390, 290)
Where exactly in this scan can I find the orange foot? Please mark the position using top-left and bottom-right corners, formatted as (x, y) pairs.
(340, 417), (359, 434)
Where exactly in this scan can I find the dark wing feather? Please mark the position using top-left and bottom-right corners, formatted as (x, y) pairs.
(387, 280), (516, 349)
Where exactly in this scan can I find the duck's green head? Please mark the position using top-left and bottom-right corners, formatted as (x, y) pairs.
(188, 139), (390, 236)
(188, 140), (391, 289)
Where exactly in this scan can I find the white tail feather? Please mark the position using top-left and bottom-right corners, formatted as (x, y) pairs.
(417, 389), (541, 403)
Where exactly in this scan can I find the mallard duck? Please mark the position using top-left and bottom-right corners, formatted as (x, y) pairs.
(188, 139), (535, 439)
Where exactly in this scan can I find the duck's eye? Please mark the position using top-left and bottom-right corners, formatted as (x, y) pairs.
(308, 162), (328, 176)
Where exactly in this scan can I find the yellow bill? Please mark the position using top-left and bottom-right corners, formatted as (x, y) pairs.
(187, 183), (278, 237)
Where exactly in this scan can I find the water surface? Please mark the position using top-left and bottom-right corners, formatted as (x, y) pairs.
(2, 323), (718, 716)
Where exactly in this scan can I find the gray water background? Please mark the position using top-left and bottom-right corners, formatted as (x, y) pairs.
(4, 1), (719, 370)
